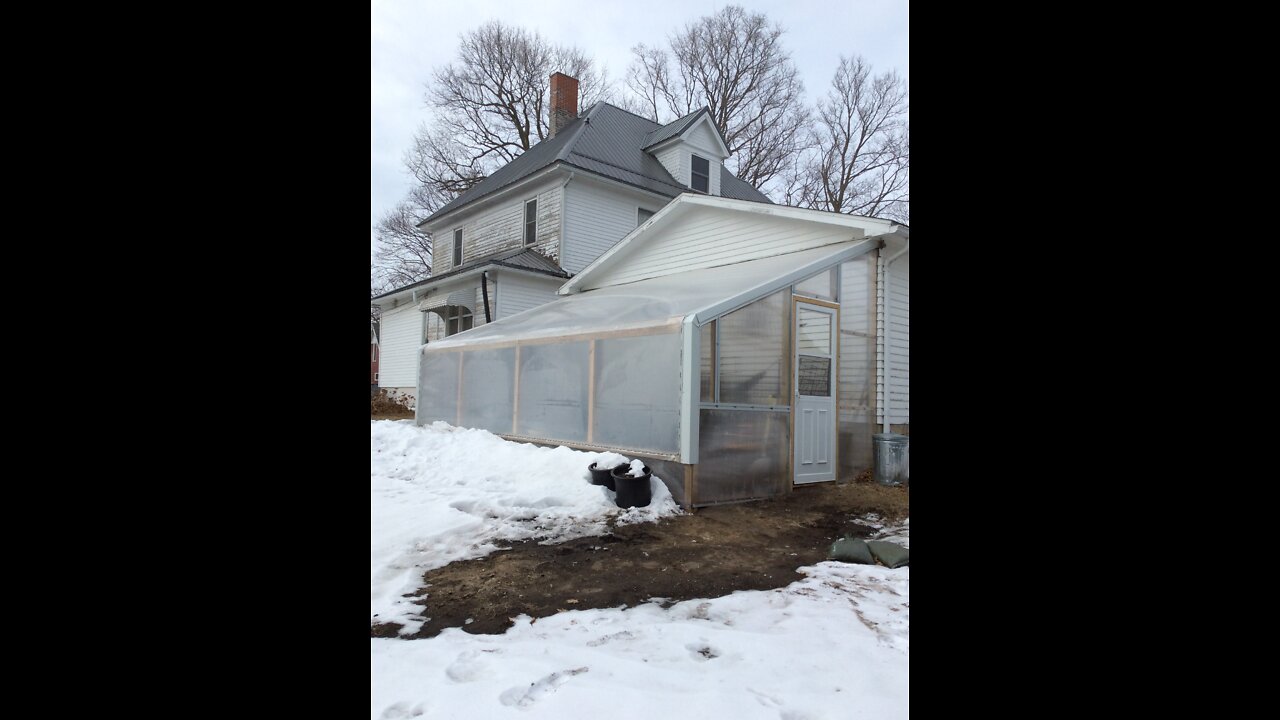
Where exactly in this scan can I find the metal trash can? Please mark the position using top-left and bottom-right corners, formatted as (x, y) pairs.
(872, 433), (910, 485)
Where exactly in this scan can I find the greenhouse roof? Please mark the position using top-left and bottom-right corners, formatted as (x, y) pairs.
(424, 238), (878, 351)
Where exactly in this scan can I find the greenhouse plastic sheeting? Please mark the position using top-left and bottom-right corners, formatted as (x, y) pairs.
(417, 351), (459, 425)
(423, 243), (862, 351)
(592, 333), (682, 453)
(517, 341), (590, 442)
(460, 347), (515, 434)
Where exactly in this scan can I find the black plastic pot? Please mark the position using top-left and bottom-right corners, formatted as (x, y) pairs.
(611, 464), (652, 508)
(588, 461), (625, 491)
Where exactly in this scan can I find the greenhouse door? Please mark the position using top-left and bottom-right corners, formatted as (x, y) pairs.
(794, 301), (837, 484)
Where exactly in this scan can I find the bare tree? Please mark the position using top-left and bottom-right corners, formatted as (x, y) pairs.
(373, 20), (610, 290)
(788, 56), (909, 222)
(626, 6), (809, 191)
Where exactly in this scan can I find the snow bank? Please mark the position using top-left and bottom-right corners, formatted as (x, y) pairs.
(370, 522), (910, 720)
(371, 420), (681, 633)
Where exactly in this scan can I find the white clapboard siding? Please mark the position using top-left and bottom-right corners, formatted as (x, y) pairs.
(582, 208), (855, 290)
(378, 303), (423, 389)
(562, 180), (664, 274)
(495, 272), (561, 318)
(654, 144), (688, 189)
(432, 181), (562, 274)
(876, 252), (909, 424)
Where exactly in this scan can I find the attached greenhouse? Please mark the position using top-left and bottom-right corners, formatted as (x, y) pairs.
(416, 195), (909, 507)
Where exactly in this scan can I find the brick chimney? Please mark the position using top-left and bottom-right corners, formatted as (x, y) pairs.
(549, 72), (579, 138)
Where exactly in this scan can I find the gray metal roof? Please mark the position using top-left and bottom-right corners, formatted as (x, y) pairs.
(642, 107), (707, 148)
(371, 248), (567, 301)
(421, 102), (769, 226)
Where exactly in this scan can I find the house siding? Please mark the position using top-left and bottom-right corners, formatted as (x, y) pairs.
(581, 208), (856, 290)
(378, 302), (423, 391)
(495, 271), (561, 317)
(562, 179), (665, 274)
(431, 181), (563, 274)
(876, 252), (909, 425)
(655, 144), (688, 190)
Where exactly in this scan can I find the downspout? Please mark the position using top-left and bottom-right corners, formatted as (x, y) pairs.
(481, 271), (492, 324)
(882, 230), (910, 433)
(558, 170), (575, 267)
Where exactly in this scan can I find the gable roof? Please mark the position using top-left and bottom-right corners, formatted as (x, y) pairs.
(560, 194), (908, 295)
(419, 103), (769, 228)
(642, 107), (731, 157)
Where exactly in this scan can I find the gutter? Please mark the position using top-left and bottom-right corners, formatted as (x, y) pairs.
(881, 227), (910, 433)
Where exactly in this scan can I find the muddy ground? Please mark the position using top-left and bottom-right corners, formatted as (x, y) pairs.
(371, 478), (909, 640)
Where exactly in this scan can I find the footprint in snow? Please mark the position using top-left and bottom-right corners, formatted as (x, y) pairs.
(445, 650), (487, 682)
(498, 667), (589, 708)
(380, 701), (425, 718)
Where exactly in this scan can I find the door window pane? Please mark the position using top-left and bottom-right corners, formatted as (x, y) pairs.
(798, 356), (831, 396)
(797, 307), (830, 354)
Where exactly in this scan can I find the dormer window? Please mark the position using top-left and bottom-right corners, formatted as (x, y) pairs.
(691, 154), (710, 193)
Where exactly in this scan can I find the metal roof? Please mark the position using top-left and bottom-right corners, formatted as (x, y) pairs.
(642, 107), (707, 148)
(420, 103), (769, 227)
(371, 248), (567, 302)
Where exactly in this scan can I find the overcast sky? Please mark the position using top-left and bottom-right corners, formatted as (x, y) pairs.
(370, 0), (909, 257)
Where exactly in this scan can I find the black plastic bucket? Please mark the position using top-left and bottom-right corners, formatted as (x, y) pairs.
(611, 464), (652, 508)
(588, 461), (625, 491)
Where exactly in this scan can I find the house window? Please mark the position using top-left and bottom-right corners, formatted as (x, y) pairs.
(372, 346), (377, 362)
(691, 154), (710, 193)
(444, 306), (473, 336)
(374, 372), (378, 382)
(453, 229), (462, 267)
(637, 208), (655, 226)
(525, 199), (538, 245)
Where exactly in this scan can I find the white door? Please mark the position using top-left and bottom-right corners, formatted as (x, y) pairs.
(794, 302), (837, 484)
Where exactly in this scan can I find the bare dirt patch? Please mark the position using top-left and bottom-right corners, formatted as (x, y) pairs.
(371, 478), (908, 639)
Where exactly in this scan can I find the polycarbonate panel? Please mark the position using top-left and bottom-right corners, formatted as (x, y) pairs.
(460, 347), (515, 434)
(700, 323), (714, 402)
(718, 290), (789, 406)
(838, 254), (876, 478)
(593, 333), (681, 453)
(517, 342), (589, 441)
(794, 268), (836, 301)
(646, 458), (687, 506)
(417, 351), (459, 425)
(797, 307), (831, 354)
(695, 409), (790, 504)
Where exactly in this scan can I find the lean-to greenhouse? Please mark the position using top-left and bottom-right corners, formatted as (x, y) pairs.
(417, 195), (909, 507)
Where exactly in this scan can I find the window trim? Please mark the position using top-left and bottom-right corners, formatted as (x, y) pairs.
(524, 198), (538, 245)
(691, 154), (710, 193)
(452, 228), (462, 266)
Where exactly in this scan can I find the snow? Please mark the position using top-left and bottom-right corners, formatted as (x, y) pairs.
(371, 419), (909, 719)
(371, 420), (681, 633)
(626, 458), (646, 477)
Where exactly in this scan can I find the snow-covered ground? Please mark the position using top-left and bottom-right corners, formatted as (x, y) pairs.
(372, 420), (681, 633)
(371, 420), (909, 719)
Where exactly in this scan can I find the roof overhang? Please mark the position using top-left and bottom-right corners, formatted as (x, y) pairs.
(559, 194), (904, 295)
(371, 263), (563, 309)
(643, 109), (731, 158)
